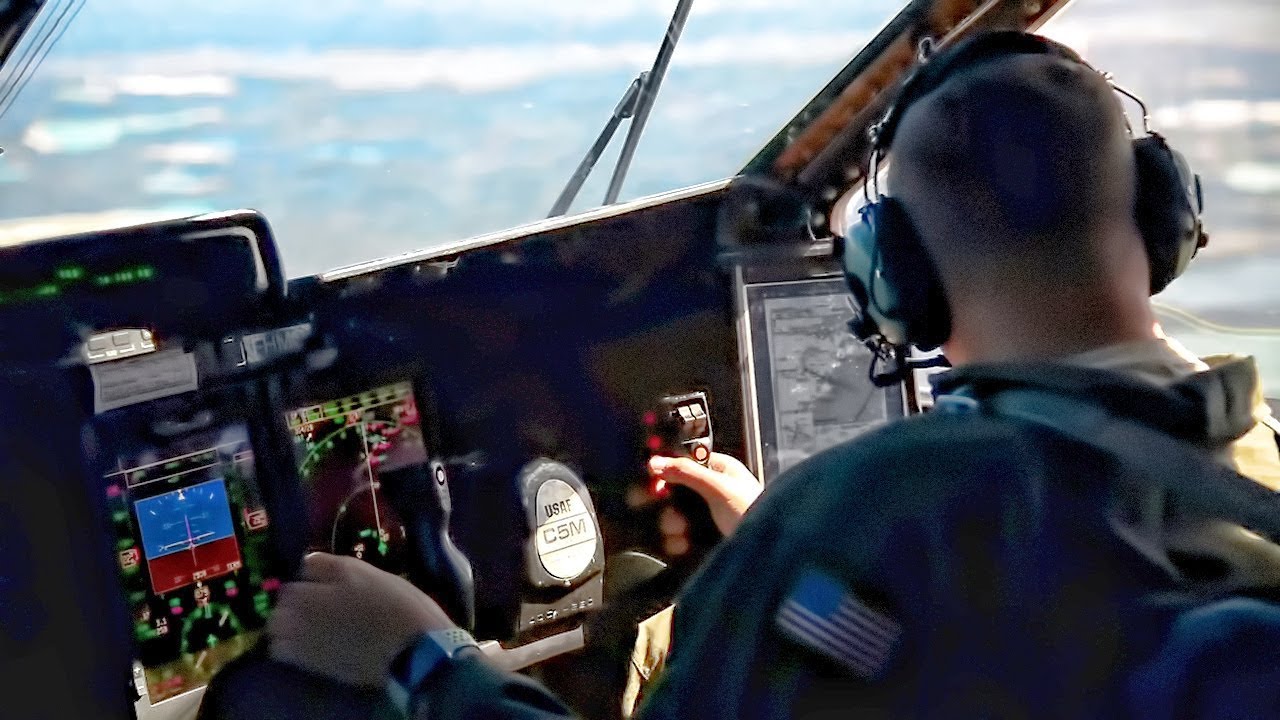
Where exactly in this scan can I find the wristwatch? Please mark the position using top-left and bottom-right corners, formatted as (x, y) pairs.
(387, 627), (480, 717)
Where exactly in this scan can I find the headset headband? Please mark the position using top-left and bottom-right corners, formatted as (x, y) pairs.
(875, 32), (1090, 153)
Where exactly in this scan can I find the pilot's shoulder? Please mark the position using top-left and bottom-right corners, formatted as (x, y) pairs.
(752, 411), (1054, 532)
(780, 411), (1036, 488)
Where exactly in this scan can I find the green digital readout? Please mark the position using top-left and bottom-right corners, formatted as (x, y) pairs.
(0, 263), (157, 306)
(93, 264), (156, 287)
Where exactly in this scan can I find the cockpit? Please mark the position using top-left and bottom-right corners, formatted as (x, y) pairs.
(0, 0), (1276, 718)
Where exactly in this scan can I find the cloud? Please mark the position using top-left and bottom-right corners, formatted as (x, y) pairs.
(1225, 163), (1280, 194)
(44, 30), (868, 94)
(1152, 100), (1280, 130)
(141, 140), (237, 165)
(22, 107), (225, 154)
(1042, 5), (1280, 52)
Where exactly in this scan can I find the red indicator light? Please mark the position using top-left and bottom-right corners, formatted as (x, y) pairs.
(646, 435), (662, 451)
(261, 578), (282, 592)
(119, 548), (140, 568)
(643, 411), (657, 426)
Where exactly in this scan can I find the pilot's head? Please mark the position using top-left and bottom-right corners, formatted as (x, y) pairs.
(886, 47), (1157, 364)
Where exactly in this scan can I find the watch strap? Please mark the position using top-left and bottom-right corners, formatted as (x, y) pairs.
(387, 628), (479, 717)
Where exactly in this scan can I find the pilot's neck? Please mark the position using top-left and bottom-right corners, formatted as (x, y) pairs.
(943, 290), (1158, 366)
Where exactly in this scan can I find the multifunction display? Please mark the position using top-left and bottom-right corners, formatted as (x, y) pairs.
(744, 278), (904, 482)
(286, 381), (427, 574)
(104, 424), (276, 704)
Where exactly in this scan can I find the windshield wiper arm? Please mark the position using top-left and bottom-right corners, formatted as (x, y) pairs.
(603, 0), (695, 206)
(546, 75), (644, 218)
(547, 0), (696, 217)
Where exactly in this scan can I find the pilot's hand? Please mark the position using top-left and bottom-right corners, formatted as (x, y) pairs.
(648, 452), (762, 536)
(267, 552), (454, 688)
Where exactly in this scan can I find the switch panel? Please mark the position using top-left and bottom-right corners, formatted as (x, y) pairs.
(649, 391), (713, 466)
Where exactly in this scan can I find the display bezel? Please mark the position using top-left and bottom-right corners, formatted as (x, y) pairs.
(282, 378), (430, 572)
(738, 275), (907, 483)
(96, 394), (284, 708)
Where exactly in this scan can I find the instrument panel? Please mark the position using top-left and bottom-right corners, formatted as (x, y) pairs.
(0, 192), (904, 720)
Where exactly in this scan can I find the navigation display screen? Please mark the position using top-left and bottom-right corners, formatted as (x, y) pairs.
(285, 381), (427, 574)
(104, 424), (276, 704)
(744, 278), (904, 482)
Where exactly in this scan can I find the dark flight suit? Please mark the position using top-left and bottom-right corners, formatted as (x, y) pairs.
(411, 359), (1280, 720)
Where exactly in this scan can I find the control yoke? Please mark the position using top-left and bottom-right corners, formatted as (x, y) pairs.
(379, 460), (476, 631)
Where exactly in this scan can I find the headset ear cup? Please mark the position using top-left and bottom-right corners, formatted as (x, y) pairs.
(1133, 134), (1204, 294)
(838, 215), (880, 342)
(873, 198), (951, 350)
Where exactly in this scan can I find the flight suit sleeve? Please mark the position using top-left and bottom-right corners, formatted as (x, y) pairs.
(1200, 353), (1280, 490)
(634, 443), (925, 720)
(1129, 598), (1280, 719)
(412, 653), (578, 720)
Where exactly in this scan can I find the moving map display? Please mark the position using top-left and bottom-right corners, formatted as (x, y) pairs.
(285, 381), (427, 574)
(104, 424), (276, 704)
(745, 278), (902, 482)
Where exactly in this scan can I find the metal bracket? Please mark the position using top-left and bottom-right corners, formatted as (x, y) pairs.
(477, 625), (586, 672)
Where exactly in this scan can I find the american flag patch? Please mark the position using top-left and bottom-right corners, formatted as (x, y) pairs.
(775, 569), (901, 679)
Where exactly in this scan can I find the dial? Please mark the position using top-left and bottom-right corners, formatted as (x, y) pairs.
(180, 593), (242, 655)
(330, 484), (407, 573)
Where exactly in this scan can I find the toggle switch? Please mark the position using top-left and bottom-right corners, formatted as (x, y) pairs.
(648, 391), (713, 467)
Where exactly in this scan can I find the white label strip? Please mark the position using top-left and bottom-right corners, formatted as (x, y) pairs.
(90, 350), (199, 414)
(242, 323), (311, 365)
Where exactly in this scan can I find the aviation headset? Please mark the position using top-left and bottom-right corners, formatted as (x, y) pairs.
(838, 30), (1208, 352)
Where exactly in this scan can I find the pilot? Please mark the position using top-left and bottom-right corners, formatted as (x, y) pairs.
(621, 322), (1280, 717)
(264, 32), (1280, 718)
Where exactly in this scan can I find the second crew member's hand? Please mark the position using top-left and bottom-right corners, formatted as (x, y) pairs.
(648, 452), (762, 536)
(268, 552), (454, 688)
